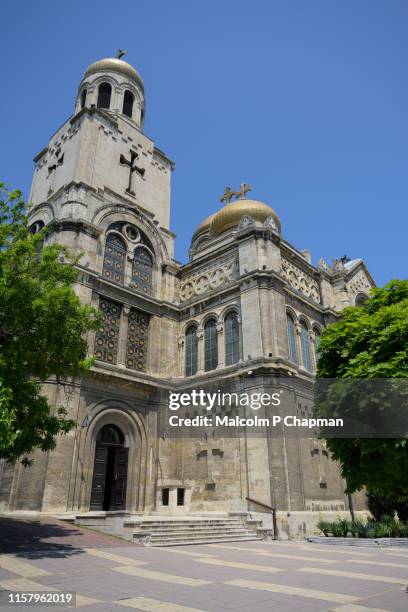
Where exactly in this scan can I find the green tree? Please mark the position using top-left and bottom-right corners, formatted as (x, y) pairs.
(0, 183), (100, 464)
(314, 279), (408, 508)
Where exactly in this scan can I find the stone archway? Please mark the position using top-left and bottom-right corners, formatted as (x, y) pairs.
(78, 405), (149, 513)
(90, 424), (128, 511)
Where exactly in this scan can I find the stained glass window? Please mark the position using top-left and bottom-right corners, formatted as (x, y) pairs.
(132, 247), (153, 295)
(126, 309), (149, 371)
(287, 314), (298, 364)
(185, 325), (198, 376)
(94, 298), (122, 364)
(103, 233), (127, 285)
(225, 312), (240, 366)
(204, 319), (218, 371)
(300, 321), (312, 371)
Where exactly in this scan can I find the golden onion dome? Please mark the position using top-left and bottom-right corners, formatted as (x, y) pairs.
(84, 58), (144, 92)
(193, 212), (216, 237)
(210, 198), (281, 236)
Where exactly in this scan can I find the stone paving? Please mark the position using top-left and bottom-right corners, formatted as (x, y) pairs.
(1, 518), (408, 611)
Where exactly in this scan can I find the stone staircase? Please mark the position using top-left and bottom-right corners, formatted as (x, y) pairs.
(63, 512), (262, 546)
(125, 516), (262, 546)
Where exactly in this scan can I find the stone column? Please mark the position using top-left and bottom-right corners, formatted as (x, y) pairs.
(216, 322), (225, 368)
(259, 287), (273, 357)
(197, 329), (204, 374)
(117, 305), (130, 366)
(295, 323), (303, 367)
(177, 336), (185, 376)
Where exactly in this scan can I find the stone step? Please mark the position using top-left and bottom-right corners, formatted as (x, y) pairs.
(147, 535), (261, 547)
(125, 520), (243, 528)
(134, 528), (250, 537)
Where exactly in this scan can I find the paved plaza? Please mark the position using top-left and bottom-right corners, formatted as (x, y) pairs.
(0, 518), (407, 611)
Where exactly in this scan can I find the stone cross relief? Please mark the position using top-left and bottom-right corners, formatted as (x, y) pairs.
(196, 432), (224, 484)
(120, 149), (145, 196)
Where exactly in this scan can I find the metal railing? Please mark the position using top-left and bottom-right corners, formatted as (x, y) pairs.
(246, 497), (278, 540)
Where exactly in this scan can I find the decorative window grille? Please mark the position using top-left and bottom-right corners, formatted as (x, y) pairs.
(132, 247), (153, 295)
(225, 312), (240, 366)
(204, 319), (218, 371)
(126, 309), (149, 371)
(185, 326), (198, 376)
(103, 233), (127, 285)
(300, 322), (312, 371)
(94, 298), (122, 364)
(287, 314), (298, 364)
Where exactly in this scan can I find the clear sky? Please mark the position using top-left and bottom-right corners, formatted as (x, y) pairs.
(1, 0), (407, 285)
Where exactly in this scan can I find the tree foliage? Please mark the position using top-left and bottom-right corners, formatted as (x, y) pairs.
(0, 183), (100, 464)
(315, 279), (408, 504)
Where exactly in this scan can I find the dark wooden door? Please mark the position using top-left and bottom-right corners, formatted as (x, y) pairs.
(112, 448), (128, 510)
(90, 446), (108, 510)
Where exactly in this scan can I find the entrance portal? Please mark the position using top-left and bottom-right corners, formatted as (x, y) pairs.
(90, 424), (128, 511)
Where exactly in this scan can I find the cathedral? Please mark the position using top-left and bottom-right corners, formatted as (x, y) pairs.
(0, 56), (375, 535)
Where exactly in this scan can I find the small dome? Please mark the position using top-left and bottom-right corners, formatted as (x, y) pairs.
(193, 212), (216, 237)
(84, 58), (144, 92)
(210, 198), (281, 236)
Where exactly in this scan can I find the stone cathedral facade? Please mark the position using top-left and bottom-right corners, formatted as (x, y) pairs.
(0, 57), (374, 528)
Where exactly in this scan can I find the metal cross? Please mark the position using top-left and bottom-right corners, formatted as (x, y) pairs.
(116, 49), (126, 59)
(219, 186), (235, 205)
(120, 150), (145, 196)
(236, 182), (252, 199)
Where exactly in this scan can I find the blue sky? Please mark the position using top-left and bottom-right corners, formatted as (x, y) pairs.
(1, 0), (407, 285)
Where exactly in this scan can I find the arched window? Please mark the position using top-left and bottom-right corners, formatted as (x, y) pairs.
(225, 312), (240, 366)
(80, 89), (87, 109)
(132, 247), (153, 295)
(103, 233), (127, 285)
(300, 321), (312, 371)
(97, 82), (112, 109)
(97, 424), (124, 446)
(185, 325), (198, 376)
(29, 220), (45, 234)
(355, 293), (368, 307)
(122, 90), (134, 118)
(204, 319), (218, 371)
(287, 314), (298, 364)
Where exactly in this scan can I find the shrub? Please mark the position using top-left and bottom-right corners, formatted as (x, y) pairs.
(316, 517), (408, 538)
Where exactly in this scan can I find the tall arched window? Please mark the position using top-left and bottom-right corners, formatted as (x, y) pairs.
(80, 89), (87, 109)
(122, 90), (134, 118)
(204, 319), (218, 371)
(300, 321), (312, 371)
(225, 312), (240, 366)
(132, 247), (153, 295)
(287, 314), (298, 364)
(103, 233), (127, 285)
(185, 326), (198, 376)
(97, 82), (112, 109)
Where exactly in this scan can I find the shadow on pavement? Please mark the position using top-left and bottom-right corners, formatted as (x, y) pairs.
(0, 518), (85, 560)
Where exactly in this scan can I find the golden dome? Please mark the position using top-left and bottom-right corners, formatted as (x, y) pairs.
(193, 212), (216, 236)
(210, 198), (281, 236)
(84, 58), (144, 91)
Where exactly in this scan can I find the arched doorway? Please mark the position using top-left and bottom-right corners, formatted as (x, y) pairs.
(90, 425), (128, 511)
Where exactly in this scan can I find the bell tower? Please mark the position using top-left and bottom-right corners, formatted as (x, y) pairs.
(28, 53), (174, 256)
